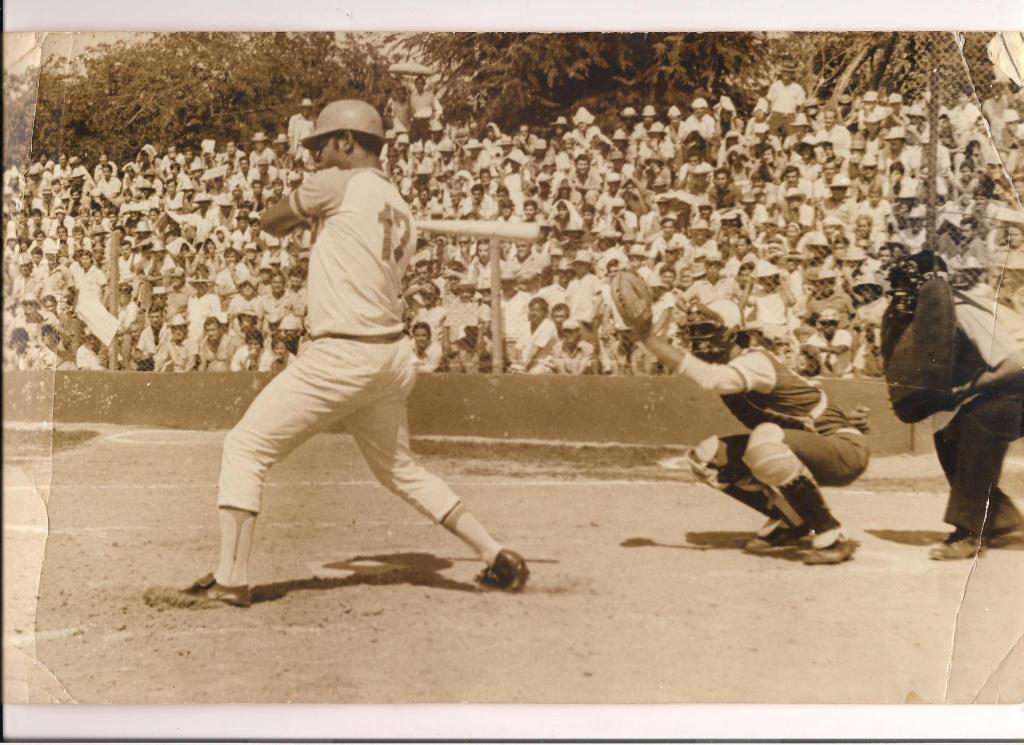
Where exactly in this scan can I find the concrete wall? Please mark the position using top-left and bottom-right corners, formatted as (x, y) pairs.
(3, 371), (917, 454)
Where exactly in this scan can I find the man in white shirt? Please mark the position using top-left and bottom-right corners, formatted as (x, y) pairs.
(766, 60), (806, 136)
(565, 249), (604, 343)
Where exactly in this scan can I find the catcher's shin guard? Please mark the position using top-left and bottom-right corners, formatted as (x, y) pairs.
(773, 472), (840, 535)
(723, 479), (778, 519)
(690, 435), (782, 520)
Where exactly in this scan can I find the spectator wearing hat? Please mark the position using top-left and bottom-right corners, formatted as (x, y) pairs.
(766, 59), (806, 136)
(256, 270), (290, 336)
(691, 249), (738, 305)
(532, 257), (569, 310)
(183, 269), (219, 340)
(741, 259), (796, 338)
(680, 98), (716, 146)
(11, 253), (37, 307)
(806, 308), (853, 376)
(804, 268), (853, 327)
(551, 319), (595, 375)
(818, 173), (857, 226)
(154, 313), (195, 372)
(565, 249), (603, 345)
(877, 125), (921, 177)
(496, 269), (531, 368)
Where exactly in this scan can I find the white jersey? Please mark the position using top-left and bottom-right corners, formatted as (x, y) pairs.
(290, 167), (415, 337)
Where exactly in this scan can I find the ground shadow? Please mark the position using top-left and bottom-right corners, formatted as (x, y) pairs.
(620, 536), (710, 551)
(682, 531), (805, 562)
(251, 552), (479, 603)
(621, 532), (805, 562)
(865, 529), (948, 547)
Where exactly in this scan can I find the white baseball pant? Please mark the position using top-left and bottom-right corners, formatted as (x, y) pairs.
(217, 337), (461, 521)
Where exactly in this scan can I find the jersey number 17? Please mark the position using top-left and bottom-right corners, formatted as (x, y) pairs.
(378, 204), (411, 265)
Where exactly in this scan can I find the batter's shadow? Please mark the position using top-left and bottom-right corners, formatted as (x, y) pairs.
(621, 533), (805, 561)
(250, 552), (480, 604)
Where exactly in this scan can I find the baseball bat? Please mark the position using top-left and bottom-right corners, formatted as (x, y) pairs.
(415, 219), (541, 243)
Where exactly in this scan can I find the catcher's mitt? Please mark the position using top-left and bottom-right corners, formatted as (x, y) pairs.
(610, 269), (653, 338)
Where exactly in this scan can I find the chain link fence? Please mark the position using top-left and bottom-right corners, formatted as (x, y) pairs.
(921, 32), (976, 248)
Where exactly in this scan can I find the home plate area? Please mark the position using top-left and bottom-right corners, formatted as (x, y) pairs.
(8, 425), (1024, 704)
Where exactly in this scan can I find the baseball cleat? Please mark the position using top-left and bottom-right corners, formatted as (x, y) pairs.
(929, 529), (983, 561)
(184, 572), (252, 608)
(477, 549), (529, 592)
(801, 533), (857, 565)
(744, 520), (810, 554)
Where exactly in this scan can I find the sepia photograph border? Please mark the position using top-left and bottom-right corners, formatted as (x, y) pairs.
(4, 0), (1024, 740)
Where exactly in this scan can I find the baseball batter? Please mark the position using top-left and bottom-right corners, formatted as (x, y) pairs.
(185, 100), (528, 607)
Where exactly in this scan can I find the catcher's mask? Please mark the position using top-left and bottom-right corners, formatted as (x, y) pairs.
(682, 308), (734, 362)
(886, 250), (946, 318)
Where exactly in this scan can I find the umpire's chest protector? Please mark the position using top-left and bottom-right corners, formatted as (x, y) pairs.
(881, 277), (959, 423)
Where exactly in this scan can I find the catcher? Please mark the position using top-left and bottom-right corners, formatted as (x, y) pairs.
(611, 270), (869, 564)
(882, 251), (1024, 559)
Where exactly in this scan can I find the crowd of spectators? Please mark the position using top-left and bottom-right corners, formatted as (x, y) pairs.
(5, 59), (1024, 377)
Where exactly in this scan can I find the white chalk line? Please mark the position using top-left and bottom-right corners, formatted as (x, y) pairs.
(1, 480), (937, 496)
(99, 428), (688, 450)
(4, 519), (434, 534)
(2, 421), (54, 432)
(103, 428), (219, 445)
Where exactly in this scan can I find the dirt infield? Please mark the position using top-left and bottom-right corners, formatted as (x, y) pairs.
(4, 424), (1023, 704)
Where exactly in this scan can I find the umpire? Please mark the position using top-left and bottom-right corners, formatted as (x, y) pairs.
(884, 252), (1024, 560)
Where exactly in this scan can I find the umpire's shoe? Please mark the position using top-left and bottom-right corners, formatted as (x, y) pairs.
(185, 572), (252, 608)
(477, 549), (529, 592)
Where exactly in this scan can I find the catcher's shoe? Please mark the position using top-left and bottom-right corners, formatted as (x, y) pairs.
(929, 529), (983, 561)
(185, 572), (252, 608)
(477, 549), (529, 592)
(743, 519), (810, 554)
(801, 529), (857, 565)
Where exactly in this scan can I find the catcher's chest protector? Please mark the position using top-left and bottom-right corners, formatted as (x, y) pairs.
(881, 277), (959, 423)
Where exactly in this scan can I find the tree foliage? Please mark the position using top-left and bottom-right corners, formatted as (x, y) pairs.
(5, 31), (1005, 170)
(7, 32), (395, 166)
(400, 32), (773, 133)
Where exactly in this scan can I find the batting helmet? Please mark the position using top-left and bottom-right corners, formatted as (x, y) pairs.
(301, 100), (384, 147)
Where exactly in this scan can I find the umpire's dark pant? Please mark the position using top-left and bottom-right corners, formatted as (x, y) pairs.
(934, 393), (1024, 535)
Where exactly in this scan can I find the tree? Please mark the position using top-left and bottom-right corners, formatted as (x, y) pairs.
(11, 32), (396, 165)
(399, 33), (771, 133)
